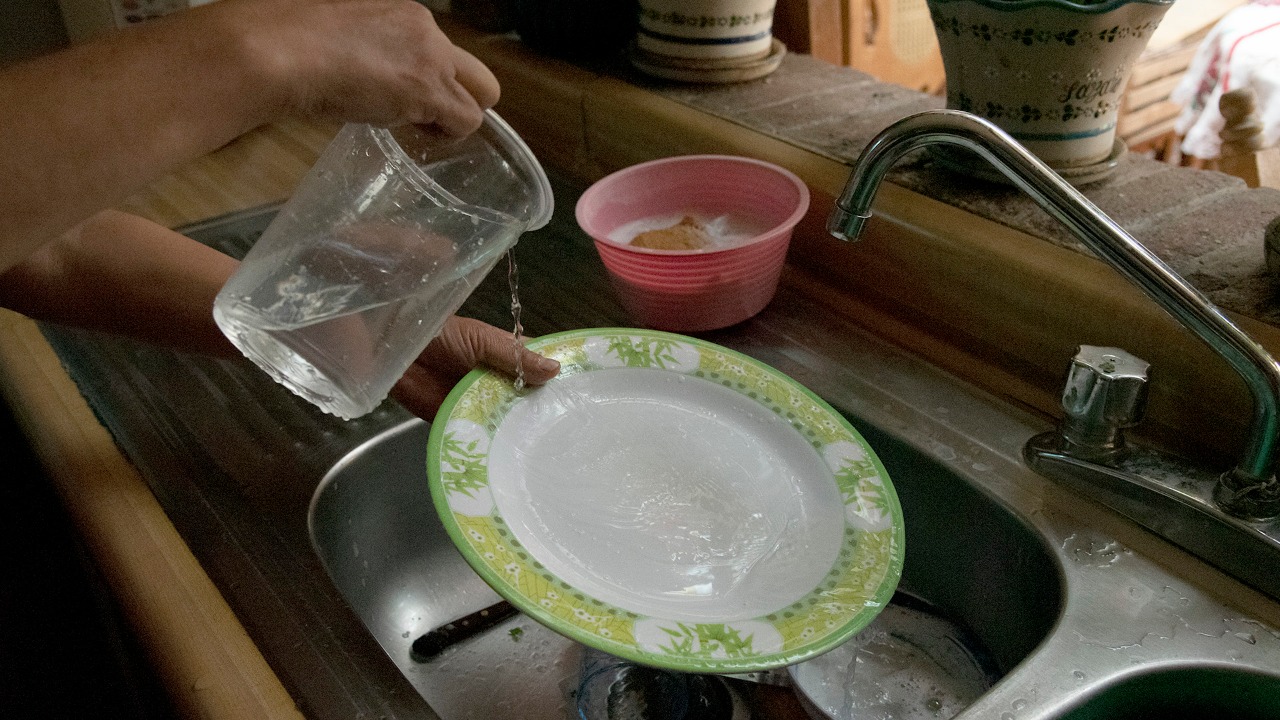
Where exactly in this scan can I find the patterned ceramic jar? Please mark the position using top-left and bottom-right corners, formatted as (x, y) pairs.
(636, 0), (776, 61)
(925, 0), (1174, 168)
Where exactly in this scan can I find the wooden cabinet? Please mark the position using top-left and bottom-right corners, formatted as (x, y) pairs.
(845, 0), (944, 92)
(774, 0), (944, 92)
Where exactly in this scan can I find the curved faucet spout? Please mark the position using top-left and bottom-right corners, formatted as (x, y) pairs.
(830, 109), (1280, 518)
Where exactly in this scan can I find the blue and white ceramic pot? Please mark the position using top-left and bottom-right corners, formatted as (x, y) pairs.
(925, 0), (1174, 168)
(636, 0), (776, 62)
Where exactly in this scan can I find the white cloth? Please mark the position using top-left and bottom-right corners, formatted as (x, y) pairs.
(1172, 1), (1280, 159)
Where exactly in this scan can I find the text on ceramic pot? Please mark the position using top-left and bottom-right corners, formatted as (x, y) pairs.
(1057, 77), (1124, 104)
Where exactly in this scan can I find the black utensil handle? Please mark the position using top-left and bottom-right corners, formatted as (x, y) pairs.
(410, 600), (520, 660)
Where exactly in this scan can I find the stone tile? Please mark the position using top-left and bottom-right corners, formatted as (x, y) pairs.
(1138, 188), (1280, 270)
(1094, 163), (1246, 232)
(1219, 272), (1280, 325)
(731, 83), (884, 134)
(1190, 234), (1266, 281)
(1089, 153), (1168, 187)
(659, 54), (874, 114)
(893, 155), (1090, 251)
(787, 93), (946, 162)
(1187, 266), (1278, 324)
(1127, 190), (1280, 323)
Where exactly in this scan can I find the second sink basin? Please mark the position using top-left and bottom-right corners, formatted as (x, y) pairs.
(1056, 666), (1280, 720)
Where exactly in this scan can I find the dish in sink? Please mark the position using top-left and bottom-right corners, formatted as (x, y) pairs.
(426, 328), (905, 673)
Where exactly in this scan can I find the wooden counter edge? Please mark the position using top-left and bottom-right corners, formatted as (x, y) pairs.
(0, 316), (305, 720)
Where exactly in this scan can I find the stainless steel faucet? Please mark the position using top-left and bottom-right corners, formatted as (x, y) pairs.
(829, 109), (1280, 598)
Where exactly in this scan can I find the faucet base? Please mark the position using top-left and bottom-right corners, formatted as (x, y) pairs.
(1214, 468), (1280, 522)
(1024, 432), (1280, 602)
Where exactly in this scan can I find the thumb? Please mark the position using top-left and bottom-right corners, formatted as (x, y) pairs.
(440, 316), (560, 385)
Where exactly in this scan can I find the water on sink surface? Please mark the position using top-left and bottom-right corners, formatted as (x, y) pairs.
(789, 591), (1000, 720)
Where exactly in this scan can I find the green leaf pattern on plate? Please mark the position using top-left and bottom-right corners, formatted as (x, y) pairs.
(437, 427), (489, 500)
(826, 440), (896, 532)
(582, 334), (701, 372)
(656, 621), (772, 657)
(453, 513), (639, 647)
(696, 345), (849, 448)
(432, 329), (904, 672)
(772, 528), (898, 647)
(601, 335), (685, 368)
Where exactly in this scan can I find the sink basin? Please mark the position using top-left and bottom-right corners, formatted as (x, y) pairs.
(307, 320), (1280, 720)
(855, 419), (1061, 675)
(311, 418), (574, 719)
(309, 402), (1063, 717)
(1057, 667), (1280, 720)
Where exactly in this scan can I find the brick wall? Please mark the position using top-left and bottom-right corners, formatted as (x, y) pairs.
(658, 53), (1280, 328)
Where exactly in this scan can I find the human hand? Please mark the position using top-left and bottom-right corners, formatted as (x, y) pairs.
(390, 315), (560, 419)
(223, 0), (500, 139)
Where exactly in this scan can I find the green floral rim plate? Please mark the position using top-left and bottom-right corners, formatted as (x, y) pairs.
(427, 328), (905, 673)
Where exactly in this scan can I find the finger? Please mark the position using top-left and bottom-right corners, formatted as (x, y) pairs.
(460, 319), (560, 385)
(422, 47), (497, 139)
(427, 80), (487, 140)
(451, 46), (500, 109)
(517, 345), (561, 385)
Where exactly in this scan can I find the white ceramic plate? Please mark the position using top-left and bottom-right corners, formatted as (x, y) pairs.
(427, 328), (904, 673)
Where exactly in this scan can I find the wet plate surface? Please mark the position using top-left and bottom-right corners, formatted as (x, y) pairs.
(427, 328), (905, 673)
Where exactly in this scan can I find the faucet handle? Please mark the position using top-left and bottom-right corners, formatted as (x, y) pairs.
(1059, 346), (1150, 462)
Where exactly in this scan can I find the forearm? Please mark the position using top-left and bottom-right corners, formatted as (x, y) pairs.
(0, 210), (239, 357)
(0, 2), (283, 272)
(0, 209), (561, 421)
(0, 0), (498, 276)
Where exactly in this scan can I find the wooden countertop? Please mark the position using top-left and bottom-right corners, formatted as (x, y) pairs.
(5, 17), (1280, 720)
(0, 119), (336, 719)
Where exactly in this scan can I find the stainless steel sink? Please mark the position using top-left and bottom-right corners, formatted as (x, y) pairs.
(34, 164), (1280, 720)
(39, 198), (1280, 720)
(307, 313), (1280, 720)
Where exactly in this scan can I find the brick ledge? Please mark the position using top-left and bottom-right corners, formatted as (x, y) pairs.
(654, 52), (1280, 328)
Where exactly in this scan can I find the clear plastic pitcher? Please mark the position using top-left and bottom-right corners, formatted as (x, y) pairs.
(213, 111), (553, 419)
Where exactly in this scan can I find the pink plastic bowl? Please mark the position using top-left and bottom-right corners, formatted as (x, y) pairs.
(576, 155), (810, 332)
